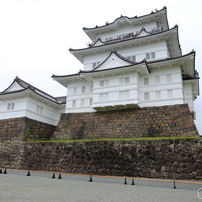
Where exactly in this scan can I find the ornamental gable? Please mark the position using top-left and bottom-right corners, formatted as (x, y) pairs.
(4, 81), (24, 93)
(94, 52), (132, 71)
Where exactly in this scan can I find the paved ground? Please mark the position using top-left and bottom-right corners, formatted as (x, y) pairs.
(0, 169), (202, 202)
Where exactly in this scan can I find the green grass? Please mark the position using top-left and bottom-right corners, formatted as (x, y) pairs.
(26, 136), (202, 143)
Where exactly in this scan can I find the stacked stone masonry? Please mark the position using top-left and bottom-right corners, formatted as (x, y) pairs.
(52, 104), (199, 140)
(0, 117), (56, 142)
(0, 139), (202, 180)
(0, 104), (201, 180)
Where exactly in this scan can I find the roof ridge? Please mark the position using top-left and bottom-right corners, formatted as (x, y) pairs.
(83, 6), (167, 31)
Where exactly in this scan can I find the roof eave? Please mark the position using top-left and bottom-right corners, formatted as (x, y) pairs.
(70, 26), (179, 63)
(83, 7), (168, 40)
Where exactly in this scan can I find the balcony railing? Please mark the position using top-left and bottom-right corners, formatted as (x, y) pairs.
(86, 26), (164, 47)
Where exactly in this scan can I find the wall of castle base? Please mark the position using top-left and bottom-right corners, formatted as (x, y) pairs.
(0, 117), (56, 142)
(0, 139), (202, 180)
(52, 104), (199, 140)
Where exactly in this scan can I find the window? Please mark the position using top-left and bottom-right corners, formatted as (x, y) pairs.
(168, 90), (173, 98)
(119, 90), (129, 99)
(73, 87), (77, 94)
(156, 91), (161, 99)
(144, 92), (149, 100)
(90, 98), (93, 105)
(127, 55), (136, 62)
(146, 53), (150, 60)
(155, 76), (160, 84)
(81, 99), (85, 107)
(100, 93), (109, 101)
(151, 52), (155, 59)
(82, 86), (85, 93)
(100, 80), (109, 87)
(36, 106), (43, 114)
(144, 78), (149, 85)
(7, 103), (15, 110)
(93, 62), (100, 69)
(167, 75), (171, 83)
(119, 77), (130, 84)
(72, 100), (76, 107)
(90, 85), (93, 92)
(146, 52), (155, 60)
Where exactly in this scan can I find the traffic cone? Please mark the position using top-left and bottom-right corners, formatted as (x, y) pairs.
(173, 181), (176, 189)
(131, 178), (135, 185)
(58, 174), (62, 179)
(52, 173), (55, 179)
(124, 177), (127, 185)
(89, 175), (93, 182)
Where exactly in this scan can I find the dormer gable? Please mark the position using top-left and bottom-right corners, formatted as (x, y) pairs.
(136, 27), (151, 37)
(94, 50), (135, 71)
(89, 38), (105, 47)
(4, 80), (24, 93)
(2, 76), (26, 93)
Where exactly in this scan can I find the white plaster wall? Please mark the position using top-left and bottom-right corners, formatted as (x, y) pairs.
(65, 79), (93, 113)
(92, 72), (139, 108)
(183, 83), (194, 111)
(83, 41), (168, 71)
(139, 65), (184, 106)
(63, 64), (191, 113)
(25, 97), (63, 125)
(96, 21), (157, 40)
(0, 97), (27, 119)
(0, 96), (64, 126)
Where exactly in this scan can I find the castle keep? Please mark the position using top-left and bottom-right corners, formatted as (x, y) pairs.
(0, 7), (201, 180)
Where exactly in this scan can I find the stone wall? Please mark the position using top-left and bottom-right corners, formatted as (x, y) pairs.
(52, 104), (199, 140)
(0, 117), (56, 141)
(0, 138), (202, 180)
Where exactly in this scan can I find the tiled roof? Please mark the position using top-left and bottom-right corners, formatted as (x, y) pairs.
(83, 6), (168, 31)
(52, 50), (196, 79)
(0, 77), (66, 104)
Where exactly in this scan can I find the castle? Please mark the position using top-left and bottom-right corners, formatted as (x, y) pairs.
(0, 7), (201, 180)
(0, 6), (199, 127)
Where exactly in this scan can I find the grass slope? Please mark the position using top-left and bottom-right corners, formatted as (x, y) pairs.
(27, 136), (202, 143)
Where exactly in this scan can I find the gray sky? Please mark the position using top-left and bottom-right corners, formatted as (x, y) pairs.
(0, 0), (201, 134)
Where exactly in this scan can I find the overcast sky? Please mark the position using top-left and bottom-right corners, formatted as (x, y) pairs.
(0, 0), (201, 134)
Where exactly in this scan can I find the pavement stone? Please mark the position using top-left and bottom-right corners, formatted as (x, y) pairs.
(0, 170), (202, 202)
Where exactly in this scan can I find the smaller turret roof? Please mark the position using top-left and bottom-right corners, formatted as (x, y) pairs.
(0, 77), (66, 105)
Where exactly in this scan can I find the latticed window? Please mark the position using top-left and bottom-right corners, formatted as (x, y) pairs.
(156, 91), (161, 99)
(7, 103), (15, 110)
(100, 93), (109, 101)
(144, 78), (149, 85)
(144, 92), (149, 100)
(168, 90), (173, 98)
(127, 55), (136, 62)
(119, 77), (130, 84)
(73, 87), (77, 94)
(119, 90), (129, 99)
(155, 76), (160, 84)
(100, 80), (109, 87)
(72, 100), (76, 107)
(93, 62), (100, 68)
(146, 52), (155, 60)
(82, 86), (85, 93)
(81, 99), (85, 106)
(36, 106), (43, 114)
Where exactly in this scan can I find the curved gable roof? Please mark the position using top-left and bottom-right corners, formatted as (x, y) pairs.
(70, 26), (181, 63)
(92, 50), (135, 71)
(0, 77), (66, 105)
(83, 6), (169, 40)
